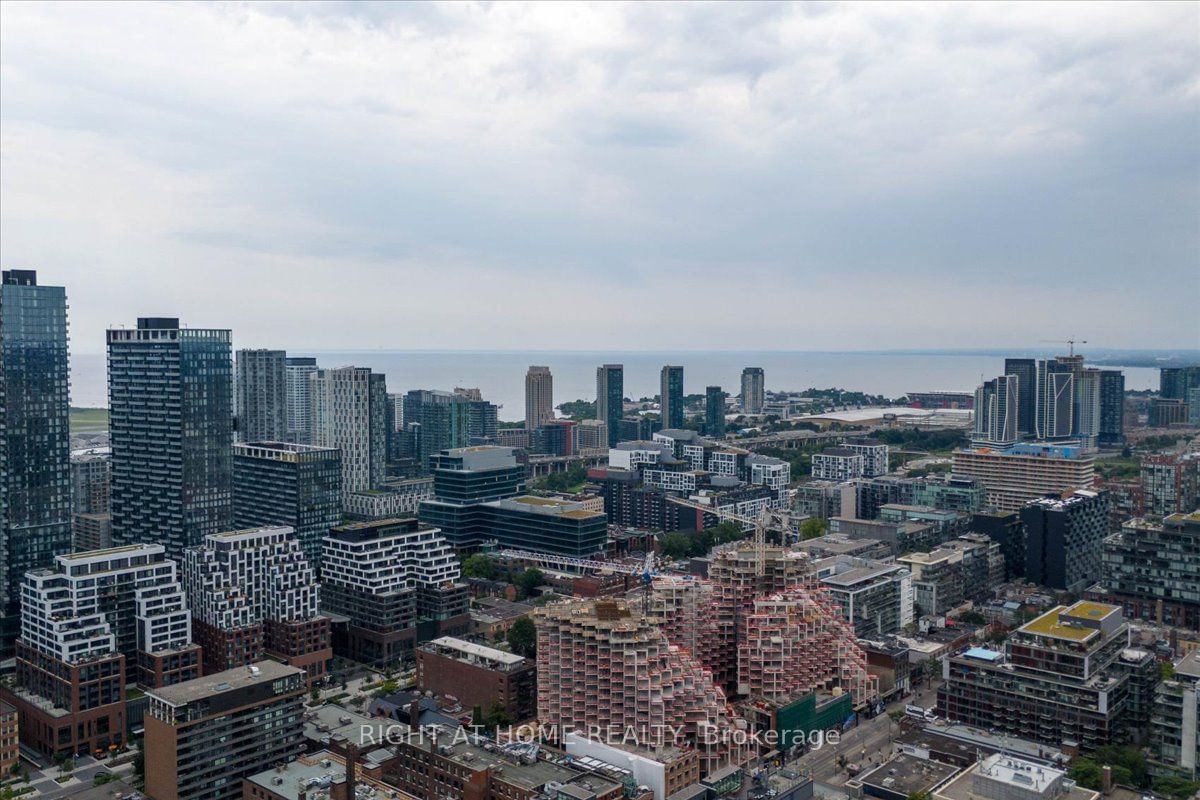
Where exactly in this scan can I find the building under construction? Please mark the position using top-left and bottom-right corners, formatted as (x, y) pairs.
(653, 543), (878, 709)
(534, 597), (743, 777)
(533, 540), (879, 774)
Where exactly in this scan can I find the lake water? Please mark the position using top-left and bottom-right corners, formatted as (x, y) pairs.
(70, 350), (1161, 422)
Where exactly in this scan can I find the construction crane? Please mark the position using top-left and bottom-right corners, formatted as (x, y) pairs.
(494, 548), (661, 611)
(668, 498), (800, 576)
(1040, 338), (1088, 357)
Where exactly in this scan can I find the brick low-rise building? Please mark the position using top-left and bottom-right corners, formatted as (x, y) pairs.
(416, 636), (536, 722)
(388, 723), (627, 800)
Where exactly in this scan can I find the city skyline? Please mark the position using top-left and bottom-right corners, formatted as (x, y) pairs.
(2, 3), (1197, 352)
(1, 3), (1199, 795)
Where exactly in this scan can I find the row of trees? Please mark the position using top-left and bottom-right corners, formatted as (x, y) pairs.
(657, 518), (828, 560)
(461, 555), (547, 599)
(1067, 745), (1200, 800)
(532, 462), (589, 492)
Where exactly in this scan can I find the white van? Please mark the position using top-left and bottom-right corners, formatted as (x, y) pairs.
(904, 704), (938, 722)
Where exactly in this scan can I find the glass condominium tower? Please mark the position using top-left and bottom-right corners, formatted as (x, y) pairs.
(108, 317), (234, 560)
(0, 270), (72, 655)
(596, 364), (623, 447)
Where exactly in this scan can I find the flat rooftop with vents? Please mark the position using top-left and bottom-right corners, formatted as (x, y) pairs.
(854, 753), (960, 800)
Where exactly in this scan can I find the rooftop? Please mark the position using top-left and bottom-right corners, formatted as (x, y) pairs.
(1018, 602), (1121, 643)
(245, 751), (408, 800)
(490, 495), (605, 519)
(420, 636), (526, 668)
(856, 753), (960, 797)
(935, 754), (1097, 800)
(1175, 649), (1200, 679)
(147, 660), (301, 706)
(303, 705), (395, 750)
(405, 726), (622, 794)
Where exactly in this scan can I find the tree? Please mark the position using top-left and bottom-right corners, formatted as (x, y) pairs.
(958, 610), (987, 625)
(659, 532), (692, 560)
(557, 399), (596, 421)
(484, 701), (513, 731)
(1068, 759), (1103, 790)
(1091, 746), (1149, 788)
(536, 462), (589, 492)
(907, 792), (932, 800)
(799, 518), (827, 541)
(507, 616), (537, 657)
(462, 553), (495, 580)
(310, 686), (321, 704)
(1153, 776), (1200, 800)
(515, 568), (545, 599)
(712, 521), (745, 544)
(132, 742), (145, 785)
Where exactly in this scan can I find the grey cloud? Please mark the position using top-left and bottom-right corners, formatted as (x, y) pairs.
(0, 1), (1196, 350)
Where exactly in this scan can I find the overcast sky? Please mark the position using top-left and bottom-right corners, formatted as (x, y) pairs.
(2, 1), (1197, 353)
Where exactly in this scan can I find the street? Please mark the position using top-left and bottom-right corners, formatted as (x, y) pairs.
(787, 678), (942, 785)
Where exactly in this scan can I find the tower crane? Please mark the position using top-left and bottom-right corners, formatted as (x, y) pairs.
(492, 548), (661, 611)
(1040, 338), (1088, 357)
(667, 497), (801, 576)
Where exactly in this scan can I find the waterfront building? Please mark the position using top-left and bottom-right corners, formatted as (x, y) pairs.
(741, 367), (765, 414)
(1159, 366), (1200, 401)
(524, 365), (554, 433)
(973, 375), (1019, 447)
(1149, 397), (1188, 427)
(1098, 370), (1126, 447)
(660, 365), (684, 429)
(1004, 358), (1037, 437)
(574, 418), (609, 451)
(1035, 359), (1075, 440)
(596, 364), (624, 447)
